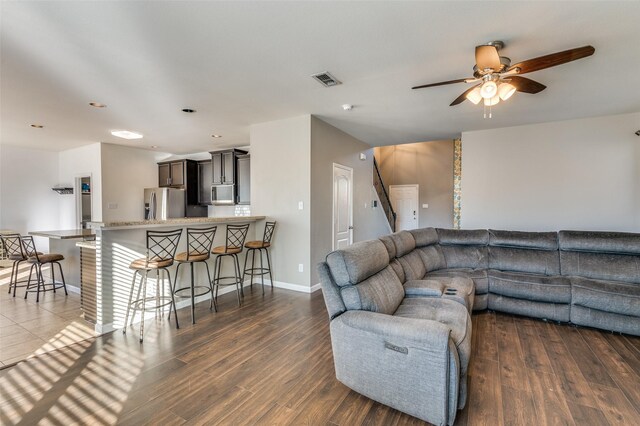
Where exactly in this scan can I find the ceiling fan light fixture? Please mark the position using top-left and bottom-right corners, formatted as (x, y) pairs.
(484, 95), (500, 106)
(498, 82), (516, 101)
(480, 80), (497, 99)
(466, 87), (482, 104)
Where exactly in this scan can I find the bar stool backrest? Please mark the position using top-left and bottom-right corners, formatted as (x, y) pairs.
(186, 226), (217, 260)
(1, 234), (25, 260)
(146, 229), (183, 263)
(224, 223), (250, 253)
(262, 221), (276, 244)
(20, 236), (40, 262)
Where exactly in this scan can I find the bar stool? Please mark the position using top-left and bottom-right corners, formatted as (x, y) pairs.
(21, 236), (67, 302)
(123, 228), (182, 342)
(242, 221), (276, 294)
(1, 234), (33, 297)
(211, 223), (250, 307)
(173, 226), (217, 324)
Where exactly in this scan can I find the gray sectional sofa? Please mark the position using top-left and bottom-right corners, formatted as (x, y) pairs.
(318, 227), (640, 425)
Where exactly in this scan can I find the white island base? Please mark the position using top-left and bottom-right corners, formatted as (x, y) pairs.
(90, 216), (266, 333)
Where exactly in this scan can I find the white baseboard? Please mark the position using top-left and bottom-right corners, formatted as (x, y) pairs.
(267, 280), (321, 294)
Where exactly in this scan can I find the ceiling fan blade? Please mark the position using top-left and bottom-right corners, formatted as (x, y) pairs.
(475, 45), (501, 71)
(412, 78), (468, 90)
(450, 84), (481, 106)
(508, 45), (595, 74)
(508, 76), (546, 94)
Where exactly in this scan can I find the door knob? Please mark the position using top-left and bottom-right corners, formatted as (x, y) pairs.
(348, 226), (354, 230)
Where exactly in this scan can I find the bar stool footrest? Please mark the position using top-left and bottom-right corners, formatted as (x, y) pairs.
(25, 283), (67, 293)
(131, 296), (174, 311)
(174, 286), (211, 298)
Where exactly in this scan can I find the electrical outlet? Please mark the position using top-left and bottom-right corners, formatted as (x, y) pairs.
(422, 204), (429, 209)
(298, 264), (304, 272)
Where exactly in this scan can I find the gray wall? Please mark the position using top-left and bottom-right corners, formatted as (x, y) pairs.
(461, 112), (640, 231)
(374, 140), (454, 229)
(310, 117), (390, 285)
(250, 115), (312, 288)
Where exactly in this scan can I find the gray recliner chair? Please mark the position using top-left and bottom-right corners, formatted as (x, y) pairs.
(318, 239), (471, 426)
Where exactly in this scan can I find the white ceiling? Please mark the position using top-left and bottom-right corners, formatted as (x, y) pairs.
(2, 1), (639, 154)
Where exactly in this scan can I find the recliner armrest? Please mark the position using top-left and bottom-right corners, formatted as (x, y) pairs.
(335, 309), (450, 347)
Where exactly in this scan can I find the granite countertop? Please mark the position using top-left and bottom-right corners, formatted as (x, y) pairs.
(29, 229), (96, 239)
(89, 216), (266, 230)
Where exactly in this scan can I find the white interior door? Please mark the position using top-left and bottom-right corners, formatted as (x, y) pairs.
(389, 185), (419, 231)
(333, 164), (353, 250)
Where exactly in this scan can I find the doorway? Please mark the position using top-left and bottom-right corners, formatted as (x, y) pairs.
(332, 163), (353, 250)
(389, 184), (419, 231)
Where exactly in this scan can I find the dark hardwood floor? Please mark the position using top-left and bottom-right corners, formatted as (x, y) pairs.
(0, 287), (639, 425)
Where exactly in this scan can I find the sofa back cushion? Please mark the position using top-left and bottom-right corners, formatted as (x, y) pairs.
(325, 239), (404, 314)
(489, 230), (560, 275)
(559, 231), (640, 283)
(378, 235), (397, 261)
(340, 265), (405, 314)
(409, 227), (439, 247)
(389, 230), (416, 257)
(437, 229), (489, 269)
(397, 251), (427, 281)
(326, 239), (390, 286)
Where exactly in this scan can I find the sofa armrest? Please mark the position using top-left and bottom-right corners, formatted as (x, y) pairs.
(404, 279), (444, 297)
(330, 311), (459, 425)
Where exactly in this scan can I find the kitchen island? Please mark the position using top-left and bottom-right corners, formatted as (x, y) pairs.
(89, 216), (266, 333)
(28, 228), (96, 290)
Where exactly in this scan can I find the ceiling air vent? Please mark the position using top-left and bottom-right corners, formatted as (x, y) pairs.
(311, 71), (342, 87)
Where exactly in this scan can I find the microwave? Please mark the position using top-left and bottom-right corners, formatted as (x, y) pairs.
(211, 184), (235, 205)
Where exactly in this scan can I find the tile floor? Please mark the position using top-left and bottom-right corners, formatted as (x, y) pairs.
(0, 263), (97, 367)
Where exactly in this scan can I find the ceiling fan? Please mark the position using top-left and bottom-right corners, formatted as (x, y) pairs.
(411, 42), (595, 111)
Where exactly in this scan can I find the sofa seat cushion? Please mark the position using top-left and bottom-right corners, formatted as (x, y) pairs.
(426, 268), (488, 294)
(488, 270), (571, 304)
(394, 298), (471, 374)
(571, 277), (640, 317)
(404, 277), (475, 313)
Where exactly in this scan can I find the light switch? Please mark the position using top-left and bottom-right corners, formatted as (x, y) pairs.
(422, 204), (429, 209)
(298, 201), (304, 210)
(298, 263), (304, 272)
(108, 203), (118, 209)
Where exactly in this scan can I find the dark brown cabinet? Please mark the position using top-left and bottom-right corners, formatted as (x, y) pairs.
(210, 149), (247, 185)
(197, 160), (212, 205)
(158, 163), (171, 187)
(236, 154), (250, 205)
(158, 160), (187, 188)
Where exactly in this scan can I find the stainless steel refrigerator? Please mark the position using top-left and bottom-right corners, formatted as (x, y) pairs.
(144, 188), (185, 220)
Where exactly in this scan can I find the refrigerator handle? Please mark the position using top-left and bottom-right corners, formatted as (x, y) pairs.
(149, 191), (157, 220)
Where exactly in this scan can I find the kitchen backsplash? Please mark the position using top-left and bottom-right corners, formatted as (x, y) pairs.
(208, 205), (251, 217)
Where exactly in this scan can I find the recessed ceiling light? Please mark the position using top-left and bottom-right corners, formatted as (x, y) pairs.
(89, 102), (107, 108)
(211, 134), (222, 138)
(342, 104), (354, 111)
(30, 124), (44, 128)
(111, 130), (143, 140)
(182, 108), (196, 113)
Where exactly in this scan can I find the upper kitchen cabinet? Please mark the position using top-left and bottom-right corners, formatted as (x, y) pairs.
(158, 160), (186, 188)
(236, 154), (250, 205)
(210, 149), (247, 185)
(157, 159), (201, 206)
(197, 159), (213, 205)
